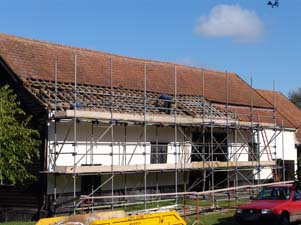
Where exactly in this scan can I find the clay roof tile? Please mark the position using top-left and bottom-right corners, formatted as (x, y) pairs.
(0, 33), (272, 108)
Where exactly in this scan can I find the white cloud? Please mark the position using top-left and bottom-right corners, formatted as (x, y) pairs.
(176, 57), (200, 67)
(195, 4), (264, 42)
(174, 57), (215, 70)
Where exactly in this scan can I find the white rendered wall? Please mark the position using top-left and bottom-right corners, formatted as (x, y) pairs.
(228, 130), (250, 163)
(259, 129), (296, 179)
(47, 120), (297, 194)
(228, 128), (297, 180)
(47, 121), (191, 170)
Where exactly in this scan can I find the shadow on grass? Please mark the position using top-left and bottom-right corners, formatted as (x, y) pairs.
(212, 216), (238, 225)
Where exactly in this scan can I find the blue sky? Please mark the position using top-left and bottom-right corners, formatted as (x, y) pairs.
(0, 0), (300, 96)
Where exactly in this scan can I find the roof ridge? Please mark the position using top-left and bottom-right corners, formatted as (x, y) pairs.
(233, 74), (274, 108)
(255, 88), (282, 94)
(277, 91), (301, 115)
(257, 88), (301, 113)
(0, 32), (232, 76)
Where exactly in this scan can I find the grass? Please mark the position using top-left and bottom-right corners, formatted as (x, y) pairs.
(121, 198), (249, 212)
(184, 199), (248, 208)
(186, 210), (238, 225)
(123, 200), (176, 212)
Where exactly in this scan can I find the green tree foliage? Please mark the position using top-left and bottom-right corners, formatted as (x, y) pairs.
(0, 85), (40, 184)
(288, 87), (301, 109)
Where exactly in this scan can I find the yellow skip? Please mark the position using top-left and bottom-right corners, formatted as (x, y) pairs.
(36, 215), (66, 225)
(36, 210), (127, 225)
(90, 211), (186, 225)
(36, 210), (186, 225)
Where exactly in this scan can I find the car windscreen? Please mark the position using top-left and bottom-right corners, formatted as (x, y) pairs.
(256, 187), (290, 200)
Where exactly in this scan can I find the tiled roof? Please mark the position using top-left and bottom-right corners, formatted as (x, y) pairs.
(216, 104), (295, 128)
(0, 33), (272, 108)
(257, 89), (301, 127)
(257, 89), (301, 142)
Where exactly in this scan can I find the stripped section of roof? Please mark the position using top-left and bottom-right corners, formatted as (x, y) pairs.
(25, 78), (232, 120)
(0, 33), (272, 108)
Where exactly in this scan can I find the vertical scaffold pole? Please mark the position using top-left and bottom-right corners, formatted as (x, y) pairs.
(209, 69), (214, 205)
(251, 76), (261, 185)
(226, 71), (230, 189)
(202, 70), (206, 192)
(257, 126), (261, 184)
(250, 76), (255, 186)
(123, 124), (127, 165)
(282, 120), (285, 181)
(226, 71), (229, 125)
(174, 66), (178, 205)
(273, 80), (277, 181)
(211, 123), (215, 205)
(234, 123), (238, 201)
(144, 63), (147, 209)
(91, 122), (94, 165)
(54, 60), (58, 215)
(73, 53), (77, 215)
(156, 126), (159, 207)
(110, 58), (114, 209)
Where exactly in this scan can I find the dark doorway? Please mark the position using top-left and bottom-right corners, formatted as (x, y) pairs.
(81, 175), (101, 195)
(189, 129), (228, 191)
(191, 129), (228, 162)
(276, 159), (295, 181)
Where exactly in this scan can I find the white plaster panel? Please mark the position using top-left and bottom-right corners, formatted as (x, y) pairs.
(47, 121), (190, 170)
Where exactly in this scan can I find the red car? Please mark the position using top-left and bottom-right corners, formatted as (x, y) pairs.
(235, 184), (301, 225)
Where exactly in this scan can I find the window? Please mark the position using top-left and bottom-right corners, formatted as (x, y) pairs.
(294, 191), (301, 201)
(151, 143), (168, 164)
(256, 187), (290, 200)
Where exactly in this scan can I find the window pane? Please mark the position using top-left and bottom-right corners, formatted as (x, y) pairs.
(151, 143), (168, 164)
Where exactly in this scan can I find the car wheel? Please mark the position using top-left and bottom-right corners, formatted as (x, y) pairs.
(280, 213), (289, 225)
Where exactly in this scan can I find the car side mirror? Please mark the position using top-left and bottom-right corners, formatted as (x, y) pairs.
(250, 196), (256, 200)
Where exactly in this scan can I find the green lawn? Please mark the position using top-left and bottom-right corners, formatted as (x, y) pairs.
(186, 210), (238, 225)
(184, 199), (248, 208)
(0, 222), (35, 225)
(121, 198), (248, 212)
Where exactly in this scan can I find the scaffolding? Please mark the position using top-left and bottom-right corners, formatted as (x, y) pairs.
(25, 56), (293, 215)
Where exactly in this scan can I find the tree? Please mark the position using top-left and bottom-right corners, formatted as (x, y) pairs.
(0, 85), (40, 184)
(288, 87), (301, 109)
